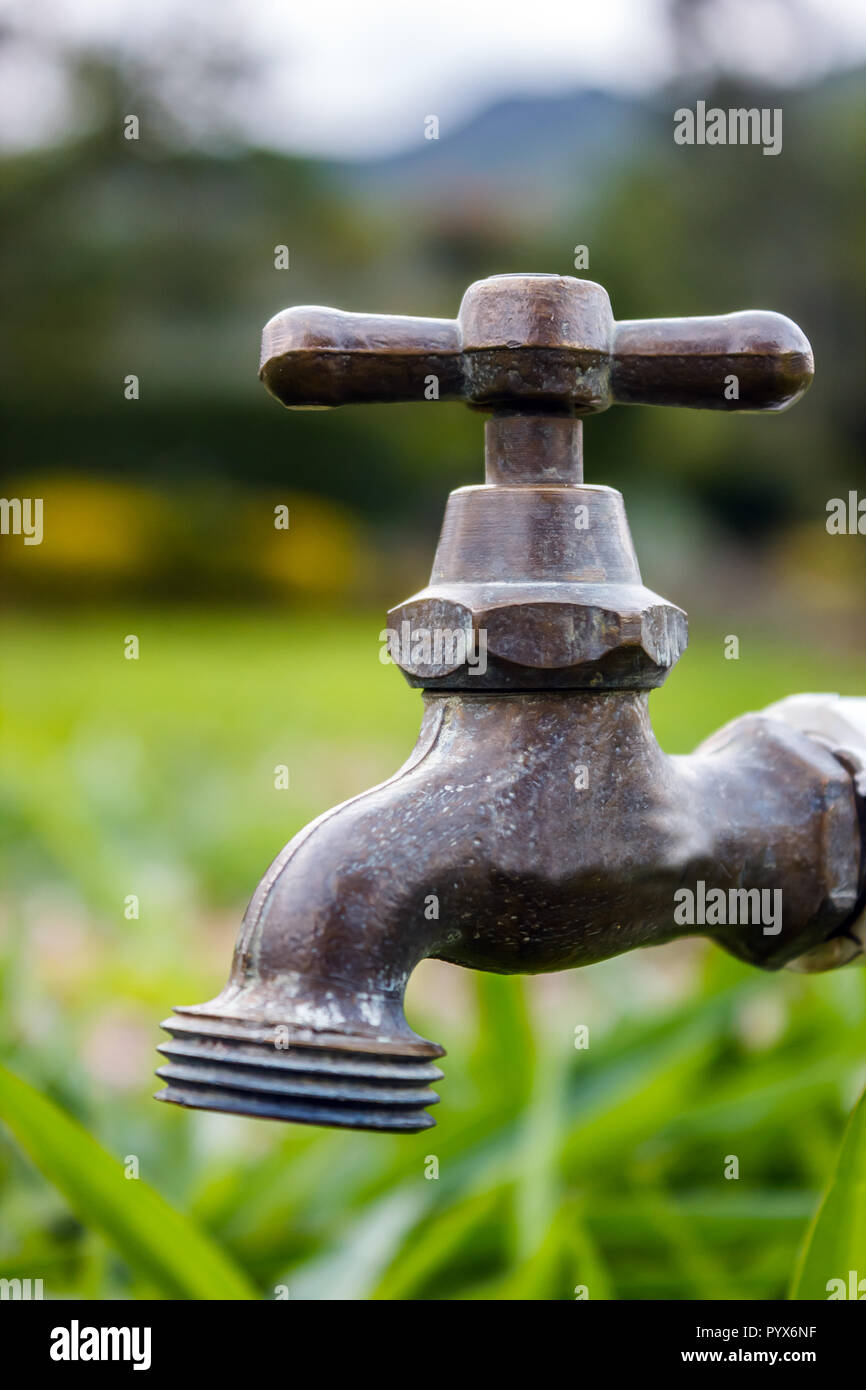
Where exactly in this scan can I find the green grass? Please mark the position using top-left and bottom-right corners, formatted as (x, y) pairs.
(1, 607), (865, 1300)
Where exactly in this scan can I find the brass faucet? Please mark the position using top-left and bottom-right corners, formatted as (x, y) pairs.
(156, 275), (866, 1133)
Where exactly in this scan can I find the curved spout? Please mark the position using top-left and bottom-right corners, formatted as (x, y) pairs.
(157, 691), (862, 1131)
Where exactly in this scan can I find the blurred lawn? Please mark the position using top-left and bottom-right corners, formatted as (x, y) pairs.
(1, 608), (866, 1299)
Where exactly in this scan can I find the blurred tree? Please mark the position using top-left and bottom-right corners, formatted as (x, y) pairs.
(0, 4), (863, 610)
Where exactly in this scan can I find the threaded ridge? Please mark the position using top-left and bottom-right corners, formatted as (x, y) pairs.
(155, 1014), (443, 1133)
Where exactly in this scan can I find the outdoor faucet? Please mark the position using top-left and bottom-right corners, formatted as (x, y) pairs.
(156, 274), (866, 1133)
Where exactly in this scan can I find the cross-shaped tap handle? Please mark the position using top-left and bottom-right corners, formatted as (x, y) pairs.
(260, 272), (813, 414)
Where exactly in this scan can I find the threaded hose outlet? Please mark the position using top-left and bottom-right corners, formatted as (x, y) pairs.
(155, 1009), (444, 1133)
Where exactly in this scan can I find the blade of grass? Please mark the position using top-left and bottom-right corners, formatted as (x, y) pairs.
(284, 1186), (429, 1300)
(790, 1084), (866, 1300)
(471, 973), (535, 1114)
(629, 1177), (741, 1300)
(0, 1064), (257, 1300)
(566, 1200), (615, 1301)
(371, 1184), (507, 1300)
(513, 1042), (567, 1262)
(469, 1198), (615, 1301)
(480, 1221), (567, 1300)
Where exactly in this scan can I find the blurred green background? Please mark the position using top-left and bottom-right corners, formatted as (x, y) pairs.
(1, 0), (865, 1299)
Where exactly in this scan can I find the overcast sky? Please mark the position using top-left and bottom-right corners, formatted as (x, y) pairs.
(2, 0), (866, 156)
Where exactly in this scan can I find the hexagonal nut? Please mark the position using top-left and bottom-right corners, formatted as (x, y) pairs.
(386, 589), (688, 689)
(384, 597), (476, 681)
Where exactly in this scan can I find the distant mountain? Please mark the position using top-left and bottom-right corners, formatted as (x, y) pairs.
(333, 88), (650, 205)
(331, 63), (866, 208)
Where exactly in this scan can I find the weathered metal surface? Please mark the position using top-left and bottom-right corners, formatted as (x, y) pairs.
(155, 1015), (443, 1132)
(260, 273), (814, 412)
(760, 694), (866, 971)
(610, 311), (813, 411)
(158, 691), (862, 1129)
(387, 426), (687, 688)
(156, 273), (862, 1134)
(484, 414), (583, 485)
